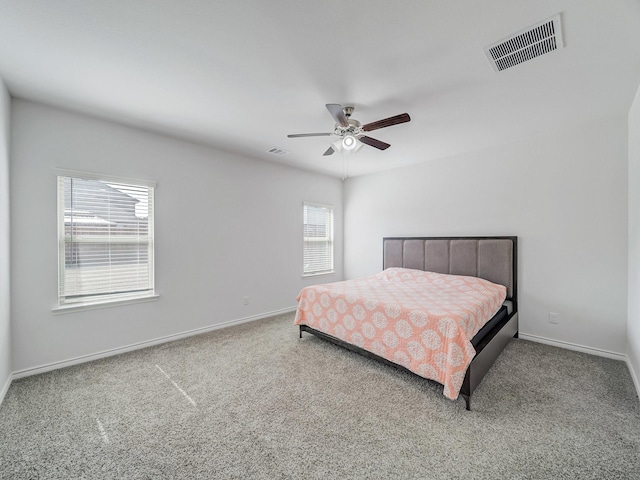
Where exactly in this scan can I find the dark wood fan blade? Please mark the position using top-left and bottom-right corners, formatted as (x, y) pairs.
(326, 104), (349, 127)
(287, 132), (332, 138)
(323, 146), (335, 156)
(362, 113), (411, 132)
(359, 135), (390, 150)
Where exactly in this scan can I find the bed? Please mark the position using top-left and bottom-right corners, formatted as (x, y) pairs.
(294, 236), (518, 410)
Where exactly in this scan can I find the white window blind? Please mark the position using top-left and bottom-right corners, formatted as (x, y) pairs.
(57, 174), (155, 306)
(303, 203), (334, 275)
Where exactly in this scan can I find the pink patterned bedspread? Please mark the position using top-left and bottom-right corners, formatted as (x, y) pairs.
(294, 268), (507, 400)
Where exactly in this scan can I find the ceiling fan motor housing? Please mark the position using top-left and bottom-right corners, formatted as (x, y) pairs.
(334, 118), (362, 137)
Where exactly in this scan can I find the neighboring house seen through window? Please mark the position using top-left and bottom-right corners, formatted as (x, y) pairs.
(303, 202), (334, 276)
(56, 173), (155, 308)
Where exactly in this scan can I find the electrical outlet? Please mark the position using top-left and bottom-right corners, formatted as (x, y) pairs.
(243, 296), (250, 306)
(549, 312), (559, 324)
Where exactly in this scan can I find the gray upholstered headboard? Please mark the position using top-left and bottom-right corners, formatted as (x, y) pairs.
(383, 237), (517, 302)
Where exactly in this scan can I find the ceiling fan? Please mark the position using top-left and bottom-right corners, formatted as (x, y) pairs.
(287, 104), (411, 156)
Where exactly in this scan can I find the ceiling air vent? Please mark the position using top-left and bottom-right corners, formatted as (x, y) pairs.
(485, 14), (563, 72)
(267, 146), (289, 156)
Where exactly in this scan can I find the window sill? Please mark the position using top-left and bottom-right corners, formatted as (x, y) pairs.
(302, 271), (335, 278)
(52, 294), (160, 314)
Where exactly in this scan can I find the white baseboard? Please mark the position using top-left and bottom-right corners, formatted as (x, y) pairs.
(626, 356), (640, 399)
(12, 306), (297, 380)
(0, 373), (12, 406)
(518, 333), (627, 361)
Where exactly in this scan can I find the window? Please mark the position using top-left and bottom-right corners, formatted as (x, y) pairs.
(303, 202), (334, 276)
(56, 172), (155, 308)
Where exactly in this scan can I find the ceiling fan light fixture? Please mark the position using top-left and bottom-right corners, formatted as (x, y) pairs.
(342, 135), (357, 150)
(332, 136), (363, 154)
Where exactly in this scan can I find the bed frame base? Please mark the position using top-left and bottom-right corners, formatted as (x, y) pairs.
(299, 311), (518, 411)
(460, 312), (518, 410)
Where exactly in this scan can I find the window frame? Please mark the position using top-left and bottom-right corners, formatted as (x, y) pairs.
(53, 169), (157, 312)
(302, 201), (334, 277)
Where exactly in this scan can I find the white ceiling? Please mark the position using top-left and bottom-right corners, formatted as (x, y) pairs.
(1, 0), (639, 178)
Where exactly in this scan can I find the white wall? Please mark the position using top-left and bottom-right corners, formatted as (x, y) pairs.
(344, 117), (628, 355)
(0, 80), (11, 399)
(10, 99), (343, 373)
(628, 85), (640, 391)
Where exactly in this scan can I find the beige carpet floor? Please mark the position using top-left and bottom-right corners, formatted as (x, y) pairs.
(1, 312), (639, 479)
